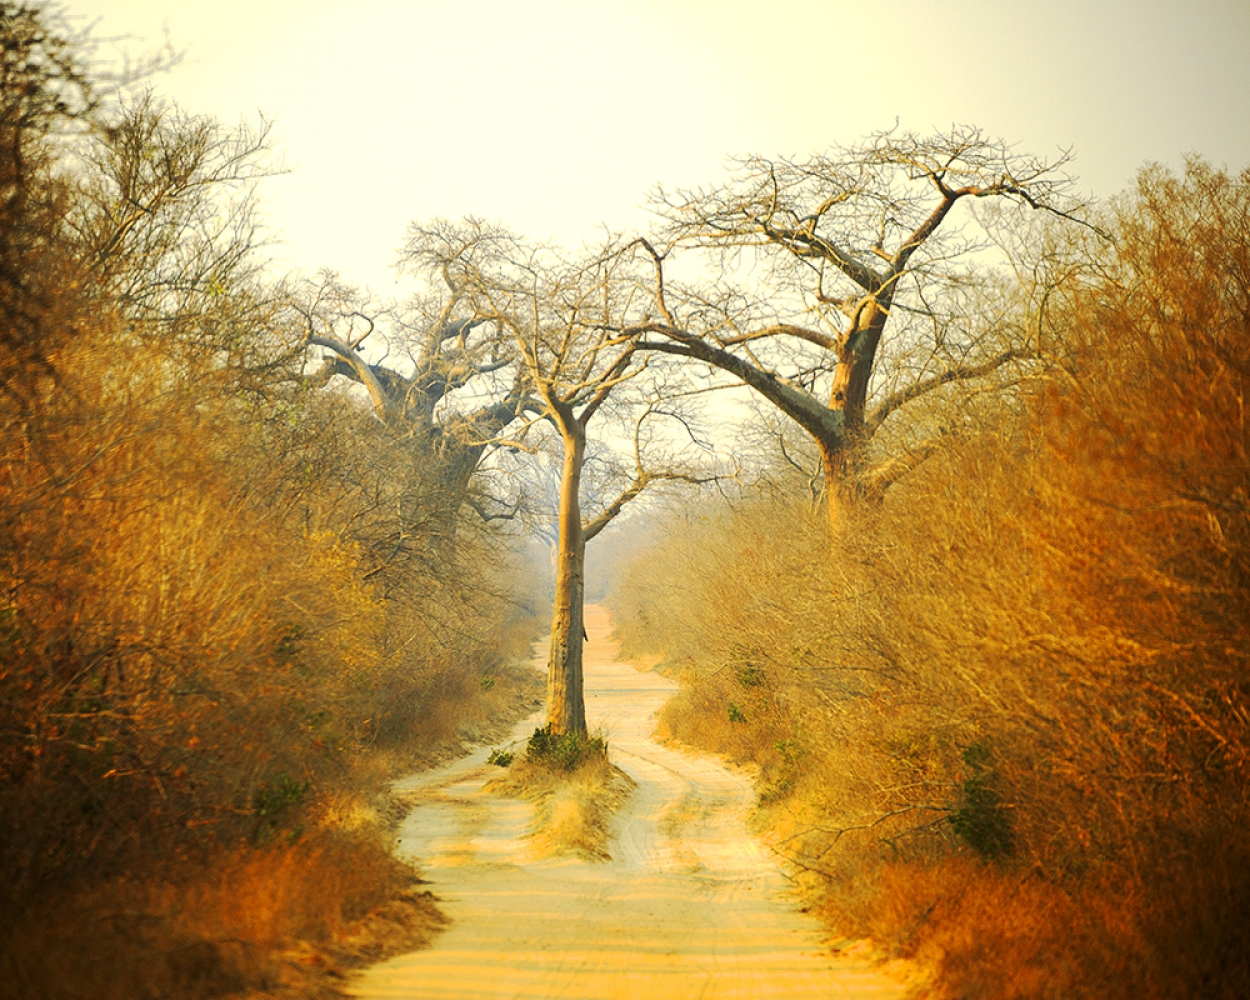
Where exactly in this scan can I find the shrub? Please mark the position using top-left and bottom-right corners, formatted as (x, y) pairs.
(525, 725), (607, 772)
(949, 744), (1013, 861)
(486, 747), (514, 768)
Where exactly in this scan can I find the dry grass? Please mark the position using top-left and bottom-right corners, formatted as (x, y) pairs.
(0, 828), (445, 1000)
(609, 161), (1250, 999)
(488, 741), (636, 861)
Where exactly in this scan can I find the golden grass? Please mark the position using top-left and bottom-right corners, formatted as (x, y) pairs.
(608, 158), (1250, 995)
(488, 751), (636, 861)
(0, 827), (445, 1000)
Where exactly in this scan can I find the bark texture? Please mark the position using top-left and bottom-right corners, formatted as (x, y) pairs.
(546, 421), (588, 735)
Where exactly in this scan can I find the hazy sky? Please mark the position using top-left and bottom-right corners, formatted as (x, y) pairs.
(68, 0), (1250, 296)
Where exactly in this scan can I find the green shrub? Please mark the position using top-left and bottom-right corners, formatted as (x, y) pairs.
(486, 747), (514, 767)
(736, 663), (766, 688)
(253, 774), (310, 842)
(525, 726), (606, 772)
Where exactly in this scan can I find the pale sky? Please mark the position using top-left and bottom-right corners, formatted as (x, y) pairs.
(68, 0), (1250, 297)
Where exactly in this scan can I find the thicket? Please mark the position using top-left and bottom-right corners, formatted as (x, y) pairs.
(610, 158), (1250, 999)
(0, 8), (538, 997)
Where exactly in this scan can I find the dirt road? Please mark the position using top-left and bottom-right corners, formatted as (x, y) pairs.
(351, 606), (908, 1000)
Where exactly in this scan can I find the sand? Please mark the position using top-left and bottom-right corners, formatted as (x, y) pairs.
(349, 605), (908, 1000)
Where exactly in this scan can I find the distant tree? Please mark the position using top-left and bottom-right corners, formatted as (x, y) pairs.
(298, 271), (530, 552)
(633, 127), (1091, 528)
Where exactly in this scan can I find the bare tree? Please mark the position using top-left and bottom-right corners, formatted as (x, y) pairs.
(1, 4), (179, 402)
(633, 127), (1092, 528)
(59, 90), (300, 393)
(1, 2), (95, 400)
(299, 268), (530, 542)
(403, 221), (714, 733)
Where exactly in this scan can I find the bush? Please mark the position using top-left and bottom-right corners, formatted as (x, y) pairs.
(525, 725), (607, 772)
(949, 744), (1013, 861)
(486, 747), (514, 767)
(609, 158), (1250, 999)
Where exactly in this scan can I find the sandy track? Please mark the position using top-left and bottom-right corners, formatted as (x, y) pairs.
(350, 606), (906, 1000)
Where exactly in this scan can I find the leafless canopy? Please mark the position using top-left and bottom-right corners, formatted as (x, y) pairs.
(633, 126), (1091, 515)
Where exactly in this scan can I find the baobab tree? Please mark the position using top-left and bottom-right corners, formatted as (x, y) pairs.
(402, 221), (713, 734)
(632, 127), (1090, 528)
(300, 270), (531, 547)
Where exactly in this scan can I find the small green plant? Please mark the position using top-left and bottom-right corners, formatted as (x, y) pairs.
(486, 747), (514, 767)
(274, 625), (305, 661)
(254, 774), (309, 818)
(525, 726), (607, 772)
(727, 702), (746, 723)
(0, 605), (23, 657)
(252, 774), (309, 842)
(480, 676), (496, 692)
(736, 662), (766, 688)
(951, 743), (1014, 860)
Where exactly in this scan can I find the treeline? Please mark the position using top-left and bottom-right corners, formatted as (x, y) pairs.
(1, 8), (537, 997)
(610, 159), (1250, 999)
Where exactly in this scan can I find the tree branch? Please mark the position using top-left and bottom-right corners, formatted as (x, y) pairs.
(634, 328), (845, 449)
(719, 322), (839, 352)
(308, 333), (398, 420)
(867, 347), (1035, 432)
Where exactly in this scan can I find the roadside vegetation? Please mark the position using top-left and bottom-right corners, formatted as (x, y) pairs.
(7, 5), (1247, 998)
(0, 8), (541, 997)
(610, 158), (1250, 999)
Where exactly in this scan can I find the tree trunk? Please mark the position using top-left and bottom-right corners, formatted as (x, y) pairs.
(821, 298), (890, 529)
(546, 419), (588, 735)
(830, 299), (889, 438)
(818, 443), (848, 535)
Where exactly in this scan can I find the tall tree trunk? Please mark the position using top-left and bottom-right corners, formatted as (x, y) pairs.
(546, 419), (588, 735)
(830, 299), (889, 437)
